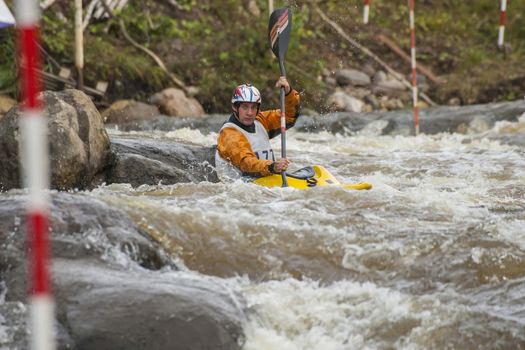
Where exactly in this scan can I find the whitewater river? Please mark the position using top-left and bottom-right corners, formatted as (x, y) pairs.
(85, 114), (524, 349)
(2, 113), (524, 349)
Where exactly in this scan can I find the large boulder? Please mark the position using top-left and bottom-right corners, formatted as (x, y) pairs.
(108, 136), (218, 186)
(1, 192), (172, 300)
(53, 259), (245, 350)
(0, 89), (111, 191)
(150, 88), (205, 118)
(102, 99), (160, 124)
(0, 192), (245, 350)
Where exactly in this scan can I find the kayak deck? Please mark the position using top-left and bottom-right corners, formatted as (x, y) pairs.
(253, 165), (372, 190)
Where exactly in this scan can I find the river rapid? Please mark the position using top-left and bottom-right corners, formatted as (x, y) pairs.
(3, 112), (525, 349)
(89, 113), (524, 349)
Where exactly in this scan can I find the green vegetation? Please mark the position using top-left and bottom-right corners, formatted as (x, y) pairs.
(0, 27), (17, 95)
(1, 0), (524, 111)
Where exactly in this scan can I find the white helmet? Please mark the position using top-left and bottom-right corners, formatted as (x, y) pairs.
(231, 84), (261, 105)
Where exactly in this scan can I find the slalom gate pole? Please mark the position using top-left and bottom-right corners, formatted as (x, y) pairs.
(363, 0), (370, 24)
(15, 0), (56, 349)
(408, 0), (420, 136)
(498, 0), (507, 47)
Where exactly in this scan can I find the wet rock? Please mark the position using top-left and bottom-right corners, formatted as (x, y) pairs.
(0, 302), (28, 350)
(0, 89), (111, 191)
(467, 116), (492, 134)
(102, 99), (160, 124)
(0, 192), (245, 350)
(0, 302), (74, 349)
(335, 69), (371, 87)
(105, 113), (228, 134)
(98, 101), (525, 140)
(0, 192), (173, 300)
(296, 100), (525, 136)
(53, 260), (245, 350)
(150, 88), (205, 118)
(110, 152), (194, 185)
(327, 90), (364, 112)
(108, 136), (219, 186)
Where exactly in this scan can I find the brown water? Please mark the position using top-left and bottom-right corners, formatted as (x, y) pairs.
(84, 116), (525, 349)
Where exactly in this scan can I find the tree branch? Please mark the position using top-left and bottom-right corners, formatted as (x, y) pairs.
(315, 6), (437, 106)
(98, 0), (188, 92)
(375, 33), (441, 85)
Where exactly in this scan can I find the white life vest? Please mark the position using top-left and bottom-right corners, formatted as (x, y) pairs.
(215, 120), (275, 181)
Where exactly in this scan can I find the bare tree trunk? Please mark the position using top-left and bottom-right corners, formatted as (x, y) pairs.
(40, 0), (58, 10)
(166, 0), (183, 10)
(75, 0), (84, 90)
(376, 33), (441, 85)
(83, 0), (100, 31)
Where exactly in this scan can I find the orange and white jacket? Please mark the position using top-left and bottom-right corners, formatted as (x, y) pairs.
(215, 89), (301, 181)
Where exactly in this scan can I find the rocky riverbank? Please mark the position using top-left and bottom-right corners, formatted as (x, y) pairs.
(1, 89), (524, 192)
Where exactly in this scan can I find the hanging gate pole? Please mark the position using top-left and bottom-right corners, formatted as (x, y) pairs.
(408, 0), (420, 136)
(363, 0), (370, 24)
(498, 0), (507, 47)
(15, 0), (56, 349)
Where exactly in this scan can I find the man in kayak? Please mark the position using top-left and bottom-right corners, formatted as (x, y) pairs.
(215, 77), (301, 181)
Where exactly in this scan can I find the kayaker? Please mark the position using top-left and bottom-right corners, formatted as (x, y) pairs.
(215, 77), (301, 181)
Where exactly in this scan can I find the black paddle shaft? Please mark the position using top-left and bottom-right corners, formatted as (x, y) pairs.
(268, 7), (292, 187)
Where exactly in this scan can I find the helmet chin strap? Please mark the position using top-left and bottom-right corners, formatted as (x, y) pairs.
(232, 104), (240, 121)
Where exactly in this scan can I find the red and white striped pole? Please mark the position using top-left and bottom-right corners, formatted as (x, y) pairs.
(15, 1), (56, 350)
(363, 0), (370, 24)
(498, 0), (507, 47)
(408, 0), (419, 136)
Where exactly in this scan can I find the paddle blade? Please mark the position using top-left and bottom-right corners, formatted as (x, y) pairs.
(268, 7), (292, 62)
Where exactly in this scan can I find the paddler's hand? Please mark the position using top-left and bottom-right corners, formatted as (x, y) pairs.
(271, 158), (289, 173)
(275, 76), (291, 94)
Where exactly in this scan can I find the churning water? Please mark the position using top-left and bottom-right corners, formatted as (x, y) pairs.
(87, 114), (525, 349)
(2, 114), (524, 349)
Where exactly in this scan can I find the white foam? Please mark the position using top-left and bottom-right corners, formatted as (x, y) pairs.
(495, 219), (525, 250)
(240, 278), (464, 350)
(164, 128), (218, 145)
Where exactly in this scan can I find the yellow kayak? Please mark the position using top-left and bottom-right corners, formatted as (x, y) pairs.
(253, 165), (372, 190)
